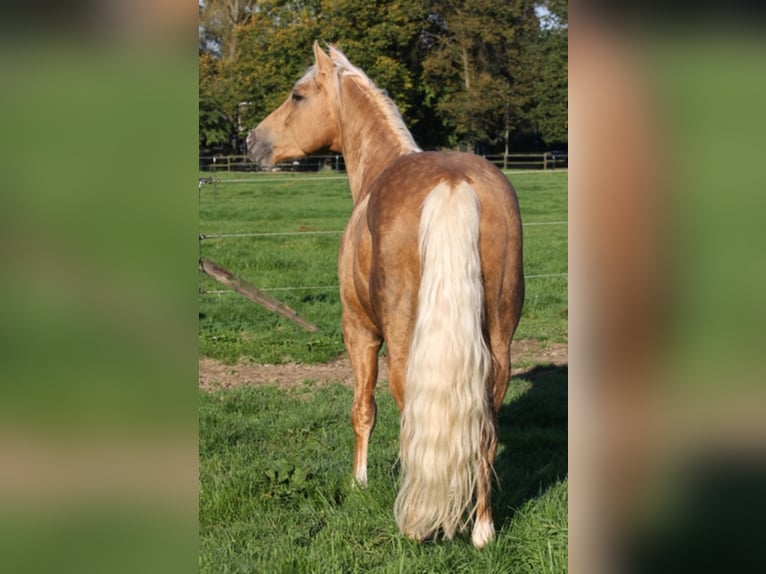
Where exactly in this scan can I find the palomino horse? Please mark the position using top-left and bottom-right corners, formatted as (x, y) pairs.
(247, 42), (524, 548)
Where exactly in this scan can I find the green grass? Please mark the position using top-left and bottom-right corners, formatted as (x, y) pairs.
(198, 170), (567, 363)
(199, 366), (567, 573)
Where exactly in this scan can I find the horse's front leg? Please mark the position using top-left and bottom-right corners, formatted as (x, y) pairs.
(344, 312), (383, 486)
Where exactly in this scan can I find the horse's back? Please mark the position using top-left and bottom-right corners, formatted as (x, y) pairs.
(367, 151), (520, 258)
(368, 151), (520, 228)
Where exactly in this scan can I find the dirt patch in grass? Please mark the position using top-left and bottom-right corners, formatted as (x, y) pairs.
(199, 339), (567, 392)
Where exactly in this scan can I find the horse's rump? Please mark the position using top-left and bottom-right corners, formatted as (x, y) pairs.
(362, 152), (521, 327)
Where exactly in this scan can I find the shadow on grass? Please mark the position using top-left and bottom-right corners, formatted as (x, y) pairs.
(493, 364), (568, 527)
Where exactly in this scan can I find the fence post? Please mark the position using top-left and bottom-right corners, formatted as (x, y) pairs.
(212, 157), (217, 195)
(199, 258), (320, 332)
(543, 152), (548, 170)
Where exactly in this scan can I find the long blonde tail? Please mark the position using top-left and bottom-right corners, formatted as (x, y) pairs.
(394, 181), (494, 541)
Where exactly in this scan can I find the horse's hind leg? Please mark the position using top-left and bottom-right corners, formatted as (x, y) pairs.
(344, 313), (383, 486)
(473, 330), (513, 547)
(472, 420), (498, 548)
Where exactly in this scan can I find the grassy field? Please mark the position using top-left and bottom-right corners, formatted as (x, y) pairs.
(198, 170), (567, 364)
(200, 369), (567, 573)
(199, 169), (568, 572)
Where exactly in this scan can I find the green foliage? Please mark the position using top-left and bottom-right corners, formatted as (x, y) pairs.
(420, 0), (541, 150)
(198, 1), (262, 151)
(198, 0), (568, 153)
(527, 4), (568, 146)
(199, 52), (237, 149)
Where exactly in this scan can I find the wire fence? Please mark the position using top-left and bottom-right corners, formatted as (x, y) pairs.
(200, 271), (568, 296)
(199, 220), (567, 242)
(198, 174), (567, 296)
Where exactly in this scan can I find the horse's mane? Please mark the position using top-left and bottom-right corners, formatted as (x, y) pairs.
(324, 46), (421, 153)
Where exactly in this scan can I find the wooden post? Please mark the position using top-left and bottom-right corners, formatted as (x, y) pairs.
(199, 258), (319, 333)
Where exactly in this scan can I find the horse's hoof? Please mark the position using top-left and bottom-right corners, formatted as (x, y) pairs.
(350, 472), (367, 489)
(471, 518), (495, 549)
(404, 531), (425, 544)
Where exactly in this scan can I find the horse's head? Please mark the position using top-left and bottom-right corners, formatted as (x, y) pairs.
(247, 42), (342, 168)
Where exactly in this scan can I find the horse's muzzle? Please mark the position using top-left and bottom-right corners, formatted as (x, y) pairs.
(246, 128), (274, 168)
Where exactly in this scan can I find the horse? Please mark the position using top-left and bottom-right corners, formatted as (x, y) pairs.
(247, 42), (524, 548)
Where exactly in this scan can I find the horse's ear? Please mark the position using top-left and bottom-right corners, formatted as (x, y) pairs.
(327, 46), (343, 61)
(313, 41), (333, 74)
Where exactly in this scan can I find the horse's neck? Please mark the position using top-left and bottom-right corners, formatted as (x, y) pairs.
(343, 133), (404, 204)
(337, 77), (417, 204)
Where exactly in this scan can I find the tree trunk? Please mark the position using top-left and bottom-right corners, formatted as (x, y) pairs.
(462, 46), (471, 90)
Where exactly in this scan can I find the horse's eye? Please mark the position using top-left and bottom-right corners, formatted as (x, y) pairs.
(291, 92), (305, 103)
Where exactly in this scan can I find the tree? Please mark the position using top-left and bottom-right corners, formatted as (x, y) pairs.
(199, 0), (259, 58)
(418, 0), (540, 152)
(199, 52), (239, 151)
(199, 0), (263, 153)
(527, 0), (568, 146)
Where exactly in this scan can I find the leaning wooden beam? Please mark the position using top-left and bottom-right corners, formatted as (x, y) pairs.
(199, 258), (319, 333)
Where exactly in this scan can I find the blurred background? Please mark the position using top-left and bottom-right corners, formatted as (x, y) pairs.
(0, 1), (198, 573)
(569, 1), (766, 573)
